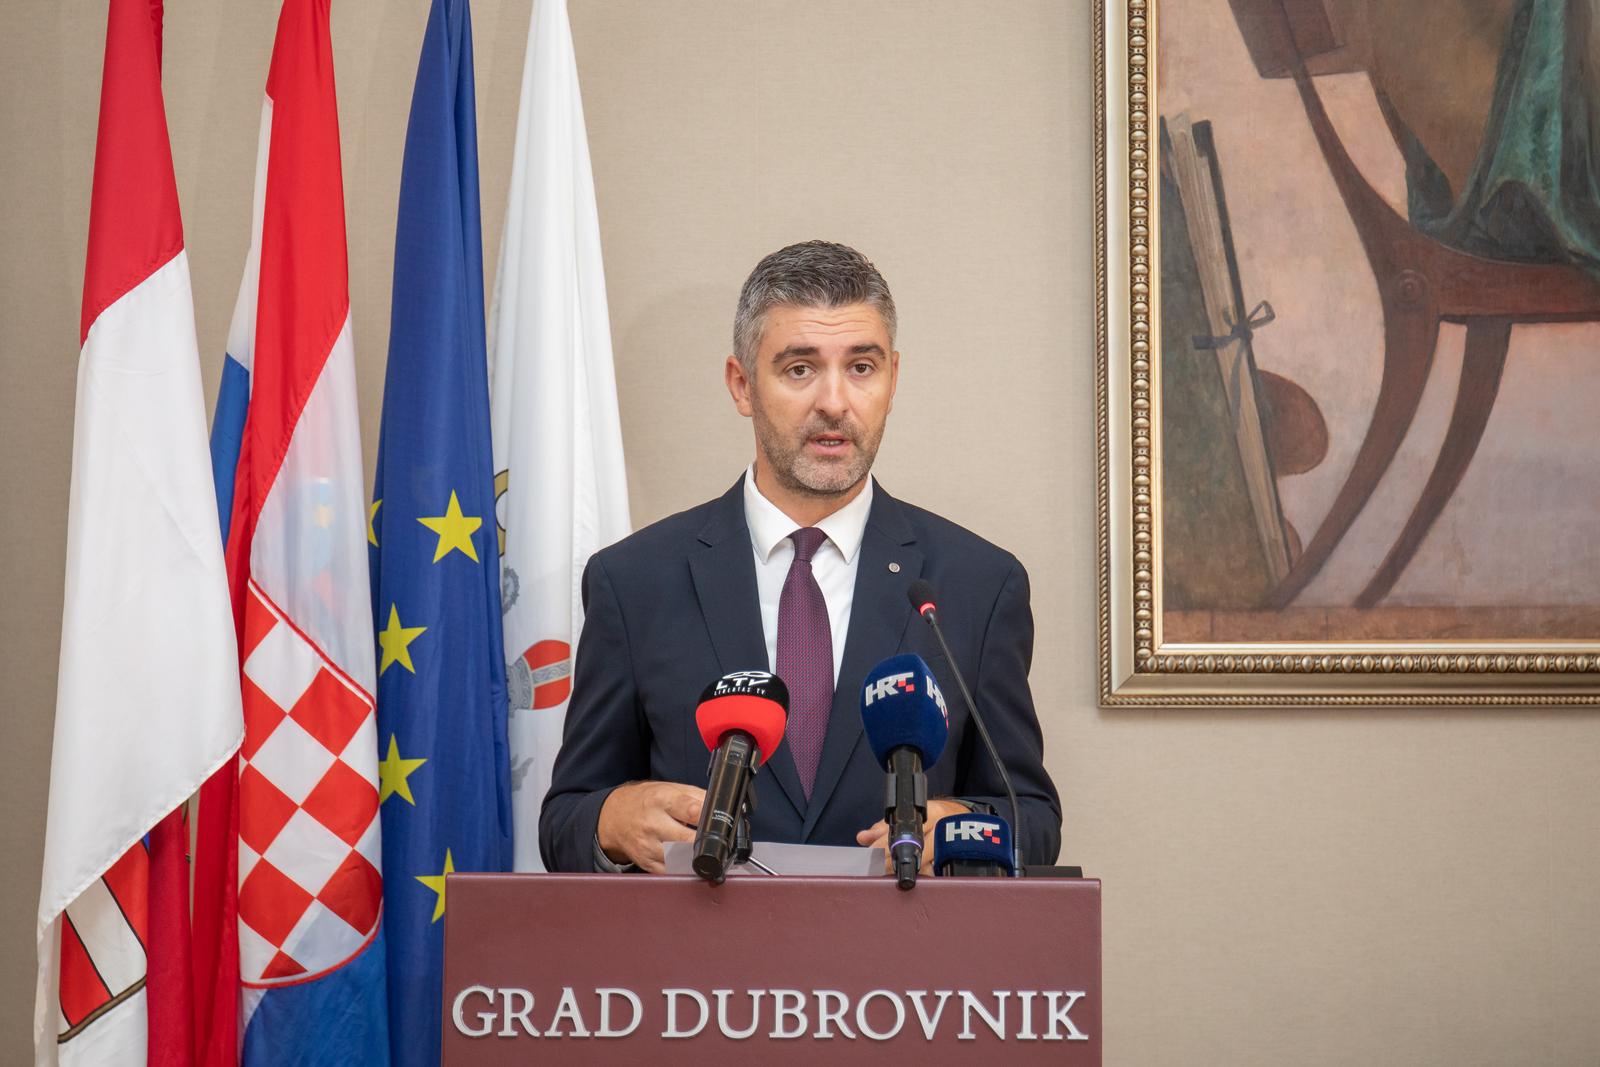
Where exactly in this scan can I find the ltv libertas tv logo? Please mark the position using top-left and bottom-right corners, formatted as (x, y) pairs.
(710, 670), (780, 696)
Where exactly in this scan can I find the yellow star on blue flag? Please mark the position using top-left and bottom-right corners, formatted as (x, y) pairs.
(417, 490), (482, 562)
(379, 735), (427, 805)
(415, 849), (455, 923)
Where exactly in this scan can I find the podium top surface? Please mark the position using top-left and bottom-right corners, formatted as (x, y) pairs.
(449, 870), (1100, 891)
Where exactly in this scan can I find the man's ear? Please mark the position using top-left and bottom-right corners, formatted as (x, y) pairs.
(887, 349), (900, 411)
(725, 354), (755, 417)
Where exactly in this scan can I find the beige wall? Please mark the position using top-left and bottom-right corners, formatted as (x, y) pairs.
(3, 1), (1597, 1062)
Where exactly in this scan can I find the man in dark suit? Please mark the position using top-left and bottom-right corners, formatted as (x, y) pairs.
(539, 241), (1060, 873)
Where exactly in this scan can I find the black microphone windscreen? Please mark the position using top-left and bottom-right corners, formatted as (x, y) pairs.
(907, 579), (937, 613)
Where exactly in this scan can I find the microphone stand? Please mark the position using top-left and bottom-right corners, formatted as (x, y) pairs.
(732, 789), (755, 869)
(727, 792), (780, 875)
(885, 752), (927, 891)
(917, 606), (1024, 874)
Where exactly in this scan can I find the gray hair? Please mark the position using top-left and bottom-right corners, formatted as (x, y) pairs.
(732, 241), (897, 371)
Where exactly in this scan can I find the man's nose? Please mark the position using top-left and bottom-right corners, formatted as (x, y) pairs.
(814, 368), (849, 418)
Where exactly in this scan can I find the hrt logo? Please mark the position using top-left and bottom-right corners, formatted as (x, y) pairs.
(944, 819), (1003, 845)
(863, 671), (916, 705)
(924, 674), (949, 723)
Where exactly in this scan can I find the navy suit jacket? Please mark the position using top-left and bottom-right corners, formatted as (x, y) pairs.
(538, 478), (1062, 871)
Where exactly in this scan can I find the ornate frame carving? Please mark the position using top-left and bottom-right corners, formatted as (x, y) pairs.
(1095, 0), (1600, 704)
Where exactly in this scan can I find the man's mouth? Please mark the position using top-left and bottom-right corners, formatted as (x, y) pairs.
(808, 434), (851, 452)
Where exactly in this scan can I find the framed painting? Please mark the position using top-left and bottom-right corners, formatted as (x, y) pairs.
(1097, 0), (1600, 702)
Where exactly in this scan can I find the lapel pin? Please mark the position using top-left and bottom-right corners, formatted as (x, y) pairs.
(888, 562), (901, 573)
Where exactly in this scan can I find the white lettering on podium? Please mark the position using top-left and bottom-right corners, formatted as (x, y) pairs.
(813, 990), (856, 1039)
(907, 990), (953, 1039)
(662, 989), (709, 1038)
(1015, 990), (1039, 1040)
(1045, 991), (1088, 1041)
(714, 989), (765, 1039)
(596, 988), (642, 1038)
(959, 991), (1008, 1040)
(769, 989), (807, 1038)
(451, 985), (498, 1038)
(855, 990), (906, 1040)
(498, 988), (538, 1037)
(545, 986), (591, 1038)
(444, 984), (1091, 1042)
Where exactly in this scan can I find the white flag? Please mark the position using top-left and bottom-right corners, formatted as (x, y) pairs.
(37, 0), (242, 1061)
(490, 0), (632, 870)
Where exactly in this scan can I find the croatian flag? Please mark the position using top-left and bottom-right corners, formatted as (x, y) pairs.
(490, 0), (632, 871)
(206, 0), (390, 1062)
(37, 0), (243, 1064)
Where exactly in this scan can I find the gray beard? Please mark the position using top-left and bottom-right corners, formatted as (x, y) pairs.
(751, 405), (881, 499)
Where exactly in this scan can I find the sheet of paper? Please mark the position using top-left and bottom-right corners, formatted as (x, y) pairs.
(663, 841), (886, 877)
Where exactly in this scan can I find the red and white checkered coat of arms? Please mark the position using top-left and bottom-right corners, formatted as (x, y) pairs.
(237, 582), (381, 983)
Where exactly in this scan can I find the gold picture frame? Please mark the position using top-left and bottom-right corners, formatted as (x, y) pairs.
(1096, 0), (1600, 703)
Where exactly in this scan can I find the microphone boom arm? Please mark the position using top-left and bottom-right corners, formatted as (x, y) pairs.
(918, 604), (1024, 873)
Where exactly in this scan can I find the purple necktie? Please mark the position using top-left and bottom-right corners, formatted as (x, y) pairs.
(776, 527), (832, 798)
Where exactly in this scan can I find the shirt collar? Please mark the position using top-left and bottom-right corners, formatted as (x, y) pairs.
(743, 464), (873, 565)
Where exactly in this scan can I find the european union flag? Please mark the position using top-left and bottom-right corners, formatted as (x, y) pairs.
(369, 2), (511, 1065)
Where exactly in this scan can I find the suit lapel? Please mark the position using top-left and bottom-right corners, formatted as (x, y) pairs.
(688, 480), (808, 816)
(802, 486), (923, 837)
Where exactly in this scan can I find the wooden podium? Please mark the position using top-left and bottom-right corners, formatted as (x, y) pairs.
(441, 873), (1101, 1064)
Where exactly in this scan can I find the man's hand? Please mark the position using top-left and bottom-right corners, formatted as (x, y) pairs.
(854, 799), (971, 875)
(597, 781), (705, 874)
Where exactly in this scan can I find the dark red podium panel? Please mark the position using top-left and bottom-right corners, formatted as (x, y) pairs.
(442, 873), (1100, 1064)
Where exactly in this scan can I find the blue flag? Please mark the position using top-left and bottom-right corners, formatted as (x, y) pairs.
(371, 2), (512, 1065)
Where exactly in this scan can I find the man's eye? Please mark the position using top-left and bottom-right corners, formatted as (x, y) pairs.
(786, 364), (813, 379)
(851, 362), (876, 375)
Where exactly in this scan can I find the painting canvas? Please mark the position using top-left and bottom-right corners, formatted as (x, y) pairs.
(1099, 0), (1600, 700)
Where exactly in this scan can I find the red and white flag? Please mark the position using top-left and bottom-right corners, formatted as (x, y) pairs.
(36, 1), (243, 1064)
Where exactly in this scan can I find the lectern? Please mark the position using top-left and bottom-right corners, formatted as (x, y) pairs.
(441, 873), (1101, 1064)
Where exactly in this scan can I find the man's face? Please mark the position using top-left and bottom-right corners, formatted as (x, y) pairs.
(726, 302), (899, 499)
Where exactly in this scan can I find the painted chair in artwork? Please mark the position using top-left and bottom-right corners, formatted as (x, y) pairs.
(1225, 0), (1600, 608)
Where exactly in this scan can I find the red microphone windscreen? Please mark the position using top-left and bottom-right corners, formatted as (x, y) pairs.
(695, 694), (787, 765)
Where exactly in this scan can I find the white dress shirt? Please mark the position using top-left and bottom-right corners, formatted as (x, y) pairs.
(742, 465), (873, 686)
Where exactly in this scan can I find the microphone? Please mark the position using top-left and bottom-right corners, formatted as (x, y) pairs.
(691, 670), (788, 885)
(860, 653), (949, 890)
(906, 578), (1024, 873)
(932, 812), (1014, 877)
